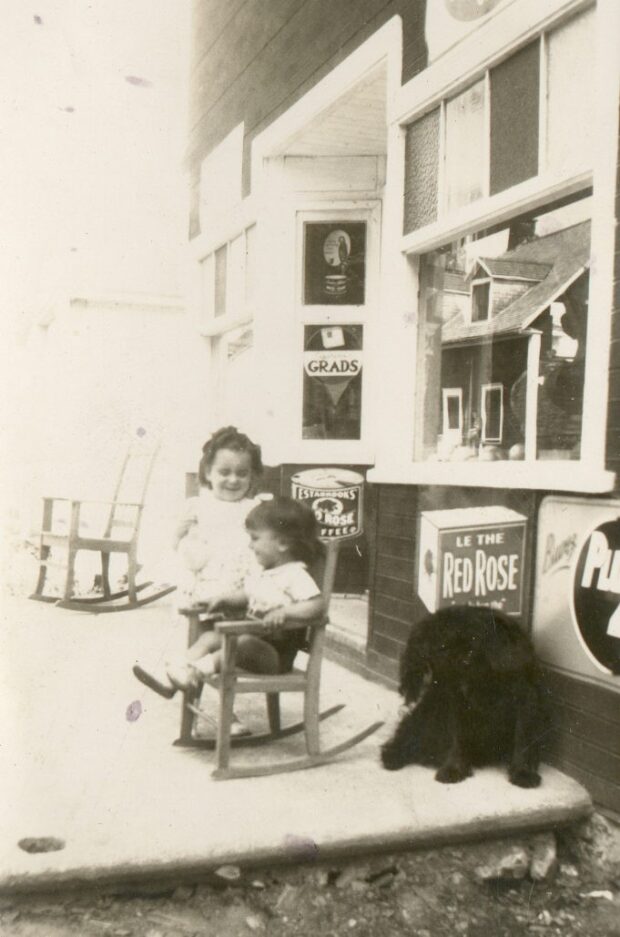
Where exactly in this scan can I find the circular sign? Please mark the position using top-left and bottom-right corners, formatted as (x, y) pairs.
(572, 518), (620, 674)
(444, 0), (503, 21)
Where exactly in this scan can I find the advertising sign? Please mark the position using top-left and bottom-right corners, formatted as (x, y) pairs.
(533, 496), (620, 685)
(573, 519), (620, 672)
(302, 325), (363, 440)
(303, 221), (366, 305)
(291, 468), (364, 542)
(418, 506), (526, 614)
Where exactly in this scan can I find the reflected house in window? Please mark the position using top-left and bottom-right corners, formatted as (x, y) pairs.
(439, 220), (590, 461)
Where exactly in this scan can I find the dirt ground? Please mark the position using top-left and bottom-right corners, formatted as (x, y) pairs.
(2, 816), (619, 937)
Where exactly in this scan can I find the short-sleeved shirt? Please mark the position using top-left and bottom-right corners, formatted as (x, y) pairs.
(244, 561), (321, 670)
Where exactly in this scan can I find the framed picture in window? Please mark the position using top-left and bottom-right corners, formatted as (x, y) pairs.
(303, 221), (367, 305)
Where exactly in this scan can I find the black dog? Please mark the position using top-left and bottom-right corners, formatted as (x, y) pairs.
(381, 606), (544, 787)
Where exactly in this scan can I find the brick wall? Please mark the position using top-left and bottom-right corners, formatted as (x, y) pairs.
(188, 0), (428, 235)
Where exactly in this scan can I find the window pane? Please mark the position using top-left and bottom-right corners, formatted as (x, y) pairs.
(546, 8), (595, 176)
(245, 224), (257, 308)
(200, 253), (214, 325)
(414, 196), (591, 463)
(226, 234), (245, 319)
(302, 325), (362, 439)
(444, 80), (485, 213)
(490, 40), (539, 194)
(214, 244), (227, 318)
(404, 108), (440, 233)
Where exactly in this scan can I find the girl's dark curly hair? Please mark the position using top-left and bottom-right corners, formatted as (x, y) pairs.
(246, 497), (324, 566)
(198, 426), (263, 488)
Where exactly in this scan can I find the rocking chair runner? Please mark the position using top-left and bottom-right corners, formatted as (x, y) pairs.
(175, 542), (383, 779)
(30, 442), (176, 612)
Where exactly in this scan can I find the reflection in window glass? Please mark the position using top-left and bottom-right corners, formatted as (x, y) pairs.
(414, 196), (591, 463)
(444, 80), (486, 213)
(481, 384), (503, 443)
(471, 281), (491, 321)
(302, 325), (363, 439)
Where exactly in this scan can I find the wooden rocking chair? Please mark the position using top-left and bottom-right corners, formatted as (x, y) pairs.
(30, 441), (176, 612)
(174, 542), (383, 779)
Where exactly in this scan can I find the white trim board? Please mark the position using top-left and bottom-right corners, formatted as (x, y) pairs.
(393, 0), (592, 126)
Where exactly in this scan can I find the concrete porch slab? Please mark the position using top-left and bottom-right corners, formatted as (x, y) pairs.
(0, 595), (591, 892)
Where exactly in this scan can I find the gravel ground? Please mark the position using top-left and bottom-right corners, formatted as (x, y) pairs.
(1, 816), (619, 937)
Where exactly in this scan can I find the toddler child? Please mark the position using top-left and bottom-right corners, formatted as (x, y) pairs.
(134, 497), (325, 697)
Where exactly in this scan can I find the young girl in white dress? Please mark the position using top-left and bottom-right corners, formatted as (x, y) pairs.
(133, 426), (265, 716)
(174, 426), (264, 609)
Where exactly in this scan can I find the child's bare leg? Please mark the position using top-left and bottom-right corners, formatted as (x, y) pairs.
(186, 631), (222, 661)
(191, 635), (280, 676)
(166, 632), (222, 689)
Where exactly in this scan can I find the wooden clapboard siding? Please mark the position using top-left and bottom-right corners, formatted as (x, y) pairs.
(542, 668), (620, 813)
(368, 485), (419, 667)
(188, 0), (429, 228)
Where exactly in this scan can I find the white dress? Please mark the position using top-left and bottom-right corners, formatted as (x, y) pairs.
(176, 490), (260, 606)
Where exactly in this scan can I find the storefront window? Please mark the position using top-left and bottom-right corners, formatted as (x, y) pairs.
(302, 324), (363, 439)
(414, 194), (591, 464)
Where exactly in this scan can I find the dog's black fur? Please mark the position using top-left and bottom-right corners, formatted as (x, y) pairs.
(381, 606), (544, 787)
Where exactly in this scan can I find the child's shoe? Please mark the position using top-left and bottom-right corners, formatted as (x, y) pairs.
(132, 664), (177, 699)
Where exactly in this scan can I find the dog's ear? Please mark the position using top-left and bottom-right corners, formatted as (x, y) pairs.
(483, 627), (534, 673)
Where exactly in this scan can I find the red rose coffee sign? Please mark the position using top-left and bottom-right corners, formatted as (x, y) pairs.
(418, 506), (526, 615)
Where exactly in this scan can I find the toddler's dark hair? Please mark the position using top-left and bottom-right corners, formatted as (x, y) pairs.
(246, 497), (324, 566)
(198, 426), (263, 488)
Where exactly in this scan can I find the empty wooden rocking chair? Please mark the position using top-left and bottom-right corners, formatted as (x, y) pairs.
(174, 542), (383, 779)
(30, 441), (176, 612)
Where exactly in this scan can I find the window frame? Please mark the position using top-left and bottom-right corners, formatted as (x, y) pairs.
(196, 223), (257, 337)
(367, 0), (616, 493)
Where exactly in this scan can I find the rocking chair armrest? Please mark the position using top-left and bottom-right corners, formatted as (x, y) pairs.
(215, 619), (269, 637)
(215, 618), (324, 637)
(42, 497), (142, 509)
(178, 607), (224, 623)
(72, 499), (142, 509)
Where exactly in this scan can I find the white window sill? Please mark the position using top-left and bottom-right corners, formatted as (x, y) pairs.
(367, 461), (616, 493)
(264, 442), (375, 467)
